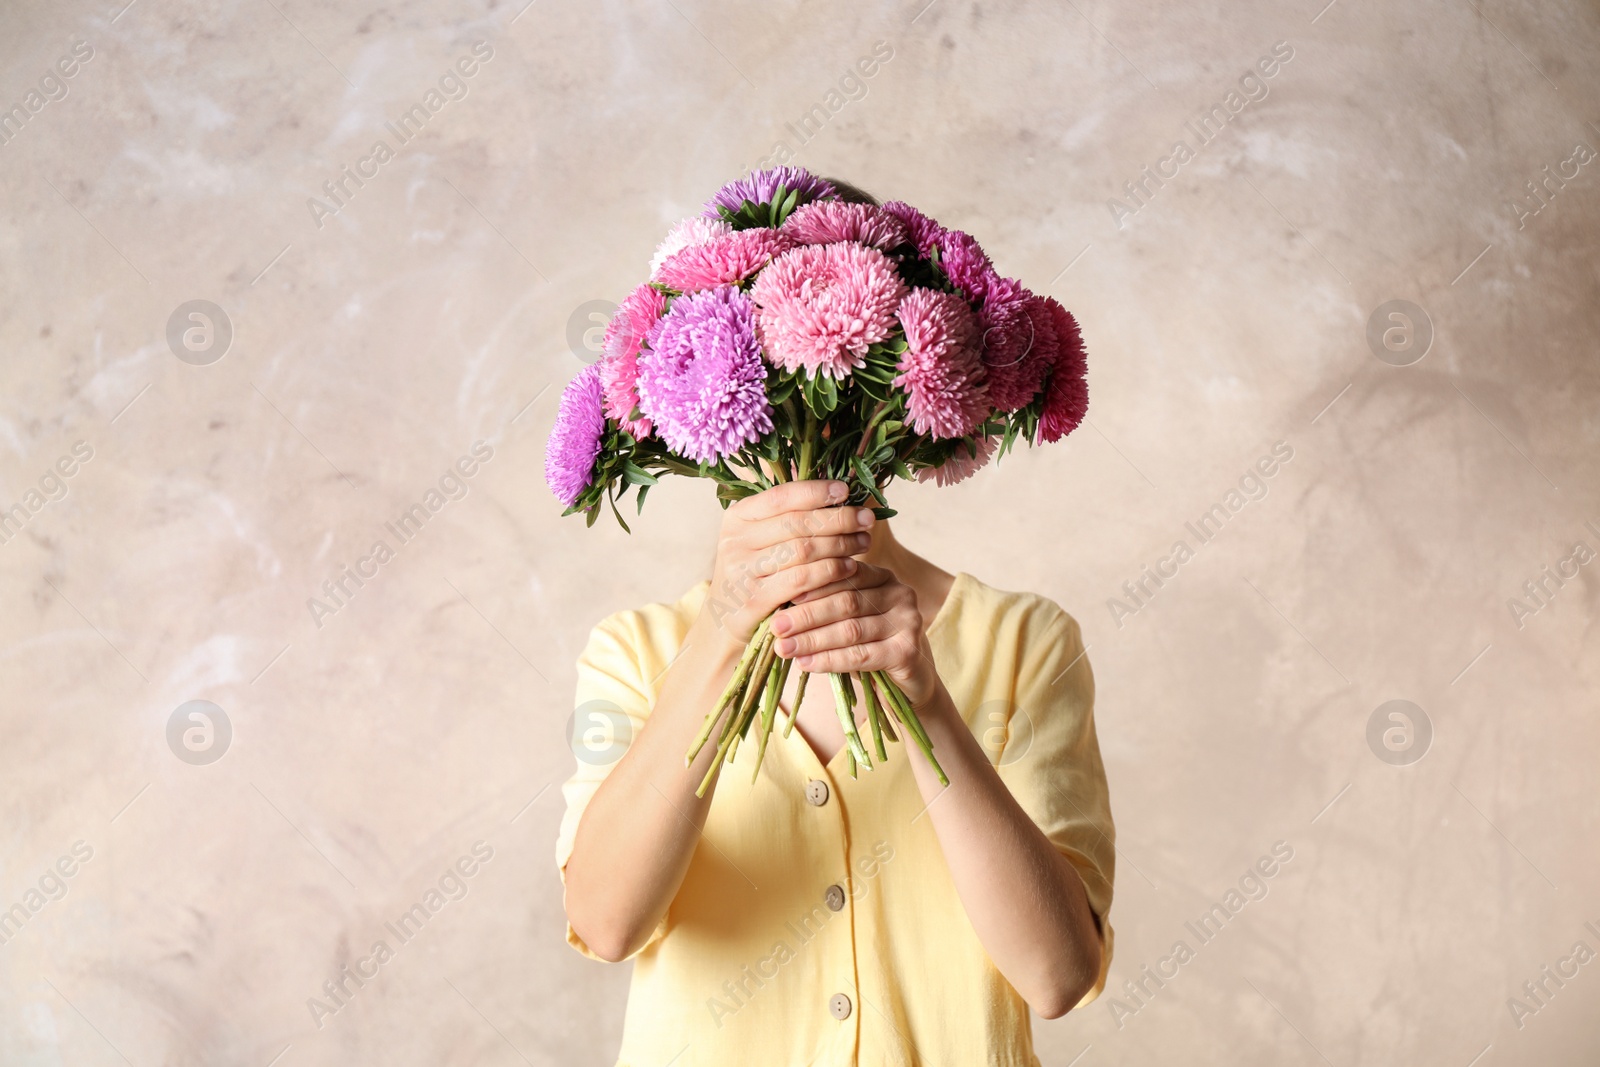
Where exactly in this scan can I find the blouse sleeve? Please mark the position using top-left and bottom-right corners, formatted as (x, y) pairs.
(994, 605), (1116, 1004)
(554, 612), (669, 962)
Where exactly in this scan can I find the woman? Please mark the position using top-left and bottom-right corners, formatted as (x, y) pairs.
(556, 477), (1115, 1065)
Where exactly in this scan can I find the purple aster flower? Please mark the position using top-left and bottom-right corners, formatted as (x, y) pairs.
(882, 200), (945, 258)
(937, 230), (996, 303)
(703, 166), (839, 219)
(637, 287), (774, 464)
(545, 364), (606, 507)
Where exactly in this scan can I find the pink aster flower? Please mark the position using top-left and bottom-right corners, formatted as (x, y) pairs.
(1037, 298), (1089, 443)
(599, 283), (667, 439)
(882, 200), (944, 258)
(653, 228), (794, 292)
(703, 167), (838, 219)
(650, 216), (732, 277)
(544, 364), (606, 507)
(893, 288), (989, 439)
(916, 434), (997, 487)
(637, 287), (773, 464)
(937, 230), (997, 303)
(751, 242), (908, 380)
(782, 200), (910, 251)
(978, 276), (1055, 412)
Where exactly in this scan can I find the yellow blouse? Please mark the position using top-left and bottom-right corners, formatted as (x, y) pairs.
(556, 572), (1115, 1066)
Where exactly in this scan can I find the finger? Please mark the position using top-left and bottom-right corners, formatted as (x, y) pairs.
(775, 614), (896, 659)
(730, 479), (848, 520)
(790, 561), (894, 604)
(772, 587), (880, 637)
(749, 533), (872, 577)
(744, 505), (875, 551)
(749, 556), (857, 615)
(792, 639), (898, 675)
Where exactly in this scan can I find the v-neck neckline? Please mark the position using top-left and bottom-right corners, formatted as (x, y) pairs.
(775, 571), (969, 773)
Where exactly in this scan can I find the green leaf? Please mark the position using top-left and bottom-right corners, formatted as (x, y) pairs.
(621, 461), (659, 487)
(635, 482), (652, 514)
(872, 506), (898, 520)
(608, 492), (632, 533)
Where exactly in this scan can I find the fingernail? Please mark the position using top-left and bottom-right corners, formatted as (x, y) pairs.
(771, 614), (792, 635)
(776, 637), (797, 656)
(828, 481), (847, 502)
(856, 532), (872, 550)
(857, 508), (875, 529)
(843, 558), (857, 573)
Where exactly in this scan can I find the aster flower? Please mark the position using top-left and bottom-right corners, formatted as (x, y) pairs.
(917, 434), (998, 486)
(893, 288), (989, 439)
(882, 200), (944, 258)
(782, 200), (910, 251)
(703, 166), (838, 219)
(545, 364), (606, 507)
(654, 228), (794, 292)
(650, 216), (732, 276)
(1037, 298), (1089, 443)
(637, 287), (773, 464)
(599, 283), (667, 439)
(936, 230), (998, 303)
(751, 242), (908, 379)
(977, 276), (1055, 412)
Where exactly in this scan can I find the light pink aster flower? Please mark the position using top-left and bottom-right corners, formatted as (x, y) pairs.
(782, 200), (910, 251)
(893, 288), (989, 439)
(916, 434), (997, 486)
(750, 242), (908, 379)
(598, 284), (666, 438)
(654, 228), (794, 292)
(649, 216), (732, 277)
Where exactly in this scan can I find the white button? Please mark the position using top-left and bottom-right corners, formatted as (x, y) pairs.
(806, 779), (829, 806)
(829, 992), (852, 1020)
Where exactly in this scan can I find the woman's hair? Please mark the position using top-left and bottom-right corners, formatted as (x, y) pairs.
(820, 177), (879, 206)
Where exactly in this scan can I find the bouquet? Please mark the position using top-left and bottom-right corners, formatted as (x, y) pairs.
(546, 166), (1088, 795)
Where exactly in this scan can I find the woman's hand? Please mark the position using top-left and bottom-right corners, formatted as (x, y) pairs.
(769, 561), (940, 709)
(697, 479), (877, 649)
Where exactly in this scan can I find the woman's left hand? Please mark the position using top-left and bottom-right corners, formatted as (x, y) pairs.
(768, 561), (940, 709)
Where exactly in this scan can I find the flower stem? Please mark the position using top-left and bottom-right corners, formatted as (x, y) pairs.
(871, 670), (948, 786)
(829, 672), (872, 768)
(686, 617), (771, 765)
(861, 672), (889, 762)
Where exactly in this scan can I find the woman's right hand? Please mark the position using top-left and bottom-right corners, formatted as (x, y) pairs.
(698, 479), (877, 648)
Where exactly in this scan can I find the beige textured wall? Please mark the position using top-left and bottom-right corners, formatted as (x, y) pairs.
(3, 0), (1598, 1063)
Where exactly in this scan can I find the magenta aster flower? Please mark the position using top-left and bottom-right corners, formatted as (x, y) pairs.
(637, 287), (773, 464)
(893, 288), (989, 439)
(751, 242), (908, 379)
(654, 228), (793, 292)
(782, 200), (910, 251)
(937, 230), (997, 303)
(650, 216), (732, 276)
(599, 283), (667, 439)
(1037, 298), (1089, 443)
(916, 434), (997, 487)
(545, 364), (606, 507)
(703, 166), (838, 219)
(978, 276), (1055, 412)
(882, 200), (944, 257)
